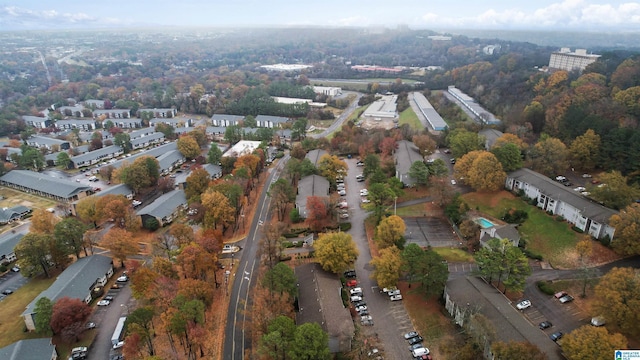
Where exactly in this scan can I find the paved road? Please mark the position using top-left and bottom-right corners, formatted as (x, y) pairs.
(85, 278), (134, 360)
(310, 91), (362, 139)
(223, 154), (289, 360)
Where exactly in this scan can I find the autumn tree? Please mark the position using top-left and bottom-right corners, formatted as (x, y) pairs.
(97, 194), (139, 230)
(491, 341), (546, 360)
(589, 171), (640, 210)
(130, 266), (160, 300)
(50, 297), (92, 339)
(374, 215), (406, 249)
(15, 233), (56, 277)
(527, 136), (569, 177)
(102, 228), (139, 268)
(34, 297), (53, 335)
(569, 129), (601, 171)
(176, 135), (200, 160)
(609, 203), (640, 255)
(54, 217), (89, 258)
(30, 208), (60, 234)
(184, 168), (210, 202)
(592, 267), (640, 338)
(317, 154), (347, 184)
(176, 243), (216, 282)
(314, 232), (359, 274)
(75, 196), (101, 227)
(412, 134), (436, 159)
(401, 244), (449, 296)
(268, 178), (296, 221)
(260, 223), (285, 269)
(201, 190), (235, 230)
(562, 325), (627, 360)
(455, 151), (506, 192)
(177, 278), (214, 307)
(493, 133), (527, 151)
(370, 246), (402, 289)
(305, 196), (331, 232)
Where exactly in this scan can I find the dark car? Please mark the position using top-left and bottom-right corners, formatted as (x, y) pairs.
(344, 270), (356, 278)
(2, 289), (13, 295)
(408, 335), (424, 345)
(550, 332), (563, 342)
(403, 331), (419, 340)
(539, 321), (552, 330)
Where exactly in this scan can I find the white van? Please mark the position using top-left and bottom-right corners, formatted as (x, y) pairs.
(412, 347), (429, 357)
(591, 316), (606, 326)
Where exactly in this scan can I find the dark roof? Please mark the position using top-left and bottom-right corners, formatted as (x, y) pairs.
(394, 140), (423, 184)
(508, 168), (617, 224)
(71, 145), (122, 165)
(295, 263), (354, 353)
(157, 150), (185, 172)
(202, 164), (222, 177)
(305, 149), (329, 166)
(24, 255), (113, 315)
(446, 276), (562, 360)
(0, 231), (24, 258)
(0, 338), (56, 360)
(0, 205), (31, 224)
(0, 170), (92, 199)
(130, 132), (165, 146)
(138, 190), (187, 219)
(95, 184), (133, 198)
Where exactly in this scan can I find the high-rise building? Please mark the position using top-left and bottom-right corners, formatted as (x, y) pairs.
(548, 48), (601, 72)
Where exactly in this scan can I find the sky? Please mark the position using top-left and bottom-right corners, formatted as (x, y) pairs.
(1, 0), (640, 32)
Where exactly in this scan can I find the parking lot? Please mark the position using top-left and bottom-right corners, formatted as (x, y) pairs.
(403, 217), (460, 248)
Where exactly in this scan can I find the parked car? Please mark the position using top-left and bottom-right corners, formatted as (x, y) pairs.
(350, 295), (362, 302)
(554, 291), (568, 299)
(390, 294), (403, 301)
(591, 316), (606, 326)
(97, 300), (110, 306)
(113, 341), (125, 349)
(117, 275), (129, 282)
(344, 270), (356, 278)
(550, 332), (563, 342)
(346, 279), (357, 287)
(355, 305), (368, 312)
(104, 295), (114, 301)
(403, 331), (419, 340)
(516, 300), (531, 310)
(338, 190), (346, 196)
(388, 289), (401, 296)
(450, 179), (457, 185)
(11, 266), (20, 272)
(340, 213), (349, 219)
(559, 294), (574, 303)
(582, 173), (592, 178)
(85, 322), (96, 329)
(2, 289), (13, 295)
(408, 335), (424, 345)
(539, 321), (552, 330)
(412, 347), (430, 358)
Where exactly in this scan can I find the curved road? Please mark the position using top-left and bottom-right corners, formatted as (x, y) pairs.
(310, 91), (362, 139)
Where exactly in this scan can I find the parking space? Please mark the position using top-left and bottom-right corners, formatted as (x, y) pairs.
(447, 262), (479, 273)
(403, 217), (460, 248)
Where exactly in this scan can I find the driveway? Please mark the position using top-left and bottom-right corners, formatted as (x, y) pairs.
(85, 277), (134, 360)
(0, 269), (29, 300)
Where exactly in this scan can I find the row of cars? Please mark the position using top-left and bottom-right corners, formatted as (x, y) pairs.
(97, 274), (129, 306)
(345, 270), (374, 326)
(404, 331), (431, 359)
(515, 290), (580, 344)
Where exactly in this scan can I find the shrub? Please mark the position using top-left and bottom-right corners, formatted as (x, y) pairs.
(529, 198), (538, 206)
(502, 209), (528, 224)
(536, 280), (555, 295)
(144, 217), (160, 231)
(0, 264), (7, 273)
(289, 208), (302, 223)
(599, 235), (611, 247)
(571, 225), (584, 233)
(339, 222), (352, 231)
(555, 215), (564, 222)
(523, 248), (543, 260)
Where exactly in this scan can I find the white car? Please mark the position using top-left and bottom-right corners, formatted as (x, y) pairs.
(338, 190), (346, 196)
(388, 289), (401, 296)
(97, 300), (111, 306)
(350, 295), (362, 302)
(516, 300), (531, 310)
(117, 275), (129, 282)
(361, 198), (370, 203)
(573, 186), (586, 192)
(450, 179), (457, 185)
(390, 294), (403, 301)
(355, 305), (368, 312)
(340, 213), (349, 219)
(113, 341), (125, 349)
(359, 189), (368, 196)
(350, 287), (363, 295)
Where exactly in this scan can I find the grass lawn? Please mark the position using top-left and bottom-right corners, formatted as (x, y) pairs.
(0, 187), (57, 211)
(433, 248), (475, 263)
(462, 191), (581, 268)
(398, 108), (422, 131)
(395, 203), (427, 217)
(0, 275), (56, 348)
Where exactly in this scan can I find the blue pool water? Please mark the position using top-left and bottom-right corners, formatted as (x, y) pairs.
(475, 217), (495, 228)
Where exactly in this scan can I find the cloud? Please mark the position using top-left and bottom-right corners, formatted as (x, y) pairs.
(419, 0), (640, 29)
(0, 5), (132, 30)
(329, 16), (371, 27)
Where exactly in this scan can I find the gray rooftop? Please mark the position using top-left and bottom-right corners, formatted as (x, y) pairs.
(412, 92), (447, 131)
(70, 145), (122, 165)
(138, 190), (187, 219)
(508, 168), (618, 224)
(0, 170), (92, 199)
(211, 114), (245, 122)
(395, 140), (423, 178)
(55, 119), (96, 126)
(202, 163), (222, 177)
(0, 338), (56, 360)
(130, 132), (165, 146)
(296, 175), (329, 217)
(95, 183), (133, 198)
(256, 115), (289, 123)
(24, 255), (113, 315)
(22, 115), (49, 124)
(128, 128), (156, 139)
(0, 231), (24, 258)
(109, 142), (178, 170)
(305, 149), (329, 166)
(0, 205), (31, 224)
(157, 150), (185, 172)
(27, 135), (68, 146)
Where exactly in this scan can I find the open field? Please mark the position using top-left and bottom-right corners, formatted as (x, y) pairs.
(0, 187), (57, 210)
(0, 276), (56, 347)
(398, 107), (422, 131)
(433, 248), (475, 263)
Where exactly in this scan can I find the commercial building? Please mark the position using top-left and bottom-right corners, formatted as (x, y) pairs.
(548, 48), (600, 72)
(412, 92), (447, 131)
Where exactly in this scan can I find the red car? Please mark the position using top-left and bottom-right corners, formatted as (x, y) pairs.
(346, 279), (357, 287)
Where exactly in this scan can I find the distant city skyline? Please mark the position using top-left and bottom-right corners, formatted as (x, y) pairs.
(1, 0), (639, 32)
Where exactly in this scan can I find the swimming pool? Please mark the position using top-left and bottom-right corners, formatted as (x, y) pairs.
(475, 217), (496, 229)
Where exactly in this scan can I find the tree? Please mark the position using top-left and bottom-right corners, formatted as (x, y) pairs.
(562, 325), (627, 360)
(34, 297), (53, 335)
(56, 152), (71, 169)
(475, 238), (531, 293)
(317, 154), (346, 185)
(116, 156), (160, 193)
(290, 322), (331, 360)
(97, 194), (136, 230)
(593, 267), (640, 338)
(291, 118), (308, 141)
(75, 196), (101, 227)
(401, 244), (449, 296)
(184, 168), (211, 201)
(491, 341), (546, 360)
(408, 160), (429, 186)
(305, 196), (330, 232)
(412, 134), (436, 158)
(54, 217), (88, 258)
(114, 132), (132, 152)
(224, 124), (242, 145)
(569, 129), (600, 171)
(30, 208), (60, 234)
(374, 215), (406, 249)
(589, 171), (640, 210)
(527, 136), (569, 177)
(494, 133), (527, 151)
(609, 203), (640, 256)
(427, 158), (449, 177)
(447, 128), (484, 158)
(314, 232), (358, 274)
(269, 179), (296, 222)
(50, 297), (92, 338)
(466, 151), (507, 192)
(201, 190), (235, 230)
(370, 246), (402, 289)
(262, 262), (298, 298)
(15, 233), (55, 277)
(177, 135), (201, 160)
(363, 153), (380, 179)
(259, 315), (296, 360)
(102, 228), (138, 267)
(207, 144), (222, 165)
(491, 142), (523, 172)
